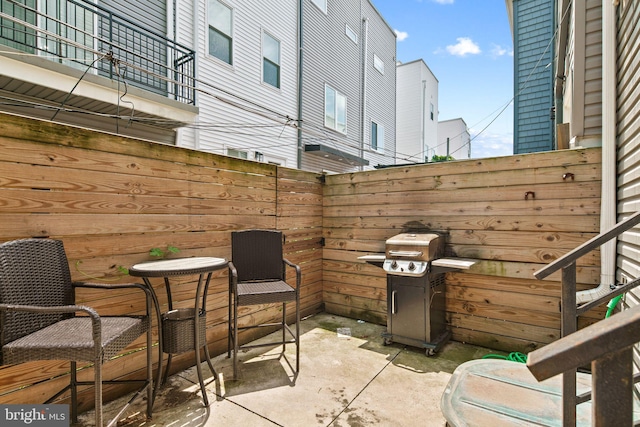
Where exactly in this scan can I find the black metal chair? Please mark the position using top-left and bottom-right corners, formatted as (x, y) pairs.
(0, 238), (153, 426)
(228, 229), (301, 380)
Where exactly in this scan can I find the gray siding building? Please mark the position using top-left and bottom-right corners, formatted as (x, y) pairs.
(300, 0), (396, 172)
(507, 0), (555, 154)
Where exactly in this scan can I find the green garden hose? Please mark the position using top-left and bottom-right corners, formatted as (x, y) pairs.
(606, 294), (624, 318)
(482, 352), (528, 363)
(481, 295), (623, 364)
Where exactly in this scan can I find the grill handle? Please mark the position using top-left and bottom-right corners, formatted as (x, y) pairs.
(388, 250), (423, 257)
(391, 290), (397, 314)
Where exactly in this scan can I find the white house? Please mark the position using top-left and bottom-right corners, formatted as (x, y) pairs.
(396, 59), (438, 164)
(437, 118), (470, 159)
(173, 0), (299, 167)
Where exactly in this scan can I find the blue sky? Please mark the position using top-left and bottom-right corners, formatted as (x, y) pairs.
(371, 0), (515, 159)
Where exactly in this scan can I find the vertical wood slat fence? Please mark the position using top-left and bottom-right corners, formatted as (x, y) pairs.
(0, 113), (603, 412)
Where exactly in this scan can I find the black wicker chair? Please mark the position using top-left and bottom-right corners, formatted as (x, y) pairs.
(228, 229), (301, 380)
(0, 238), (153, 426)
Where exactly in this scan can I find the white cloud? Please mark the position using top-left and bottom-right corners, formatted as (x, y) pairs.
(446, 37), (481, 57)
(490, 44), (512, 58)
(433, 0), (454, 4)
(394, 29), (409, 41)
(469, 130), (513, 159)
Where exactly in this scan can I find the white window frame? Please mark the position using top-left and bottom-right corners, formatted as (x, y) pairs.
(262, 30), (281, 88)
(310, 0), (327, 13)
(373, 54), (384, 74)
(324, 84), (347, 134)
(345, 24), (358, 44)
(371, 121), (384, 153)
(208, 0), (233, 65)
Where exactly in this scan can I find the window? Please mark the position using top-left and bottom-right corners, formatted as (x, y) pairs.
(371, 121), (384, 152)
(262, 31), (280, 88)
(311, 0), (327, 13)
(430, 103), (434, 120)
(227, 148), (247, 159)
(345, 24), (358, 44)
(325, 85), (347, 133)
(373, 54), (384, 74)
(208, 0), (232, 64)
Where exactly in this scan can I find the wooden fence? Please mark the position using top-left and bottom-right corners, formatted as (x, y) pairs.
(0, 112), (603, 411)
(323, 148), (603, 353)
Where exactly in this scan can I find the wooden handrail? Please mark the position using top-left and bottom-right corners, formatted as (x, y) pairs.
(527, 304), (640, 426)
(529, 210), (640, 426)
(534, 210), (640, 280)
(527, 304), (640, 380)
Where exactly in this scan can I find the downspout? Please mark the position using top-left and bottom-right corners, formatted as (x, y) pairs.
(192, 0), (201, 149)
(297, 0), (303, 169)
(577, 0), (617, 305)
(421, 80), (426, 161)
(361, 17), (368, 172)
(601, 0), (617, 287)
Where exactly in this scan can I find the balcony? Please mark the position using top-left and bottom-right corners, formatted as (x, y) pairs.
(0, 0), (197, 142)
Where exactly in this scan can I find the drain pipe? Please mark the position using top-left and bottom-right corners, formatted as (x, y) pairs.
(576, 0), (617, 305)
(192, 0), (201, 149)
(600, 0), (617, 287)
(360, 17), (369, 172)
(296, 0), (303, 169)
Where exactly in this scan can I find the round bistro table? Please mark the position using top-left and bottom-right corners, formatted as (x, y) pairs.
(129, 256), (227, 406)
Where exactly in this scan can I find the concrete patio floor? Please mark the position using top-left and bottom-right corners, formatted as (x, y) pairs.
(80, 312), (500, 427)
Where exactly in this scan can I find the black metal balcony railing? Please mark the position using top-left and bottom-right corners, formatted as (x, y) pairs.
(0, 0), (195, 105)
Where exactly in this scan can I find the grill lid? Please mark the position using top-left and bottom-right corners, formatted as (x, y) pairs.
(385, 233), (444, 262)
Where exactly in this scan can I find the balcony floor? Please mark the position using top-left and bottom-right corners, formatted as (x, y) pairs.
(79, 312), (499, 426)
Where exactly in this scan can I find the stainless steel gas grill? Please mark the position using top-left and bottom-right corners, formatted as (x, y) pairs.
(359, 231), (475, 356)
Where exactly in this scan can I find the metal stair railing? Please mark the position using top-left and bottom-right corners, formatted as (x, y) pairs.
(532, 210), (640, 426)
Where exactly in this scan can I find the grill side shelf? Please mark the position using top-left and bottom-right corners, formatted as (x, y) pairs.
(357, 254), (386, 268)
(431, 258), (477, 274)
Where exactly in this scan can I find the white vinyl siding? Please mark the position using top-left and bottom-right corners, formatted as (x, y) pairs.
(262, 31), (280, 88)
(176, 0), (299, 168)
(325, 84), (347, 133)
(208, 0), (233, 64)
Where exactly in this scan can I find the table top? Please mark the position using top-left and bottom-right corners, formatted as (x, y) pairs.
(129, 256), (228, 278)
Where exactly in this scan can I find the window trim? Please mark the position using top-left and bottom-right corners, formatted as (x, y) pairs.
(262, 29), (281, 89)
(208, 0), (233, 65)
(345, 24), (358, 44)
(371, 120), (385, 153)
(324, 84), (347, 134)
(373, 53), (384, 75)
(310, 0), (327, 14)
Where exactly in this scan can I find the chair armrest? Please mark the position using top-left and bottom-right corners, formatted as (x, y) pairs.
(0, 302), (100, 320)
(73, 281), (152, 317)
(228, 261), (238, 292)
(283, 258), (301, 287)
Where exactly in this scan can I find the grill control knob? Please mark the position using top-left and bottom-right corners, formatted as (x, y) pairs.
(391, 260), (398, 269)
(408, 262), (416, 271)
